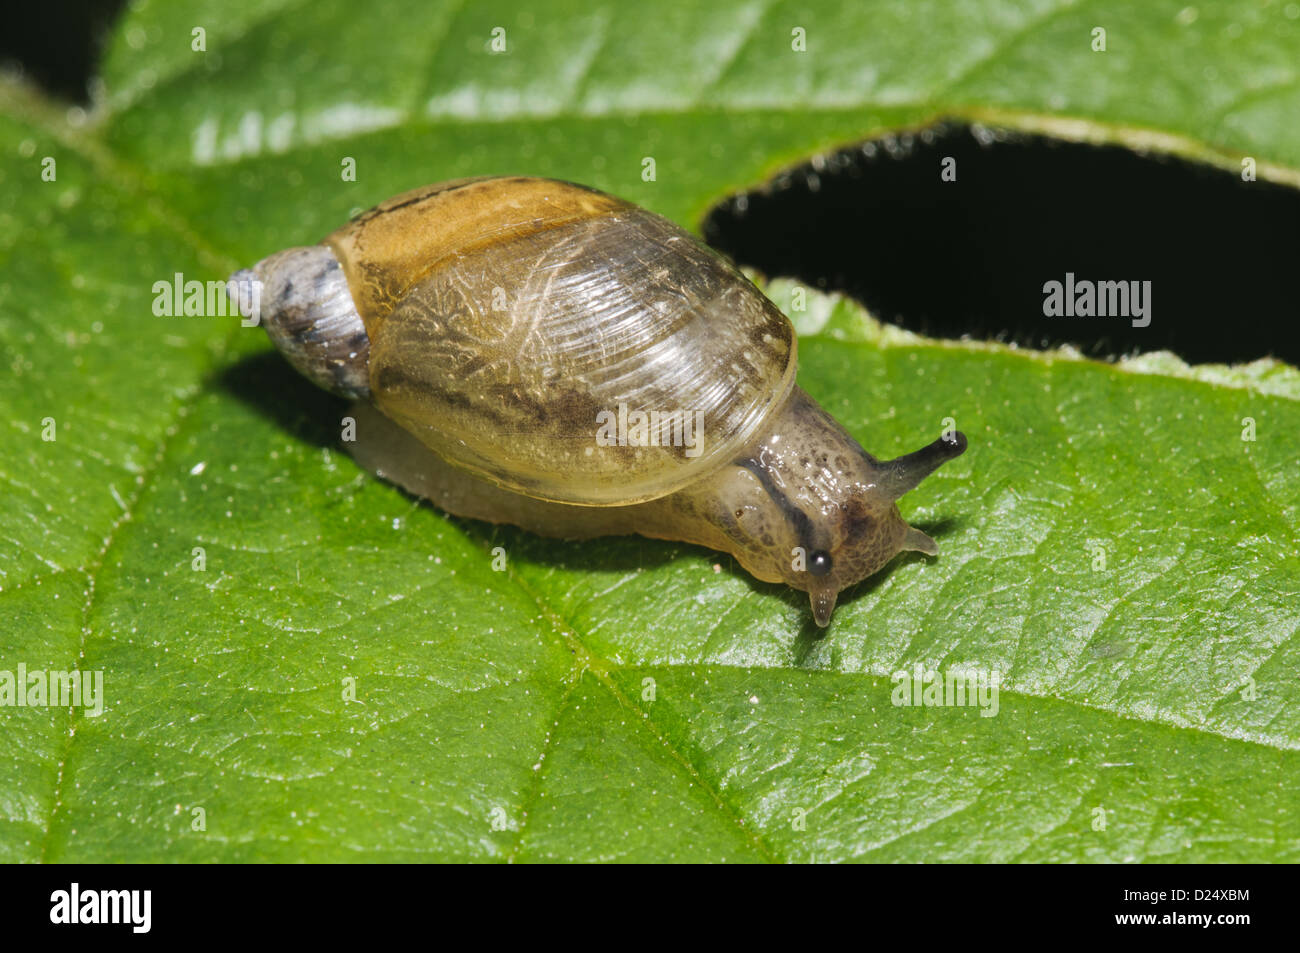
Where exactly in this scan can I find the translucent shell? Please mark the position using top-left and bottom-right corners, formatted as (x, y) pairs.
(327, 178), (797, 505)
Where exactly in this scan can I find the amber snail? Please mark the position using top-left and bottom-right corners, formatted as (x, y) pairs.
(228, 176), (966, 627)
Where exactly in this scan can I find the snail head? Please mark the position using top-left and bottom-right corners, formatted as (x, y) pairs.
(716, 390), (967, 628)
(800, 430), (967, 626)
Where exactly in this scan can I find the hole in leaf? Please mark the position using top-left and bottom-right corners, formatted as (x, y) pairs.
(0, 1), (129, 104)
(702, 121), (1300, 366)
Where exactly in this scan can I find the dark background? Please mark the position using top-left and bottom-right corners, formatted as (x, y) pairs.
(704, 124), (1300, 365)
(0, 1), (127, 104)
(6, 2), (1299, 365)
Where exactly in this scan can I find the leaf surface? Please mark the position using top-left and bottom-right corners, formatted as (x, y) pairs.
(1, 0), (1297, 861)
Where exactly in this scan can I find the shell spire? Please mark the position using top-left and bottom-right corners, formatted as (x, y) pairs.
(227, 246), (371, 400)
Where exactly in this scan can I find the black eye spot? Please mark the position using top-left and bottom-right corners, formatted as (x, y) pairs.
(809, 550), (833, 577)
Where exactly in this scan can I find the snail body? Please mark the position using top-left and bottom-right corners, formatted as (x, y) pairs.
(230, 177), (966, 626)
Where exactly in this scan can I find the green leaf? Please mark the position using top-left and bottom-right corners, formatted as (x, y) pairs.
(2, 0), (1297, 862)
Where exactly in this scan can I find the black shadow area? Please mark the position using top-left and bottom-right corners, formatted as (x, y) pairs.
(0, 1), (130, 104)
(216, 350), (347, 450)
(702, 121), (1300, 365)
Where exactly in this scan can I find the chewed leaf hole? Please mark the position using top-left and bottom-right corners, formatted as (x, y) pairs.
(702, 120), (1300, 366)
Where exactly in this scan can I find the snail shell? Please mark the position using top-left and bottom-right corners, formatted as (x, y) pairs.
(230, 177), (966, 627)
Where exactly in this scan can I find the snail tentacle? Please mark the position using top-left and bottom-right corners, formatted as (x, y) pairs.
(876, 432), (968, 500)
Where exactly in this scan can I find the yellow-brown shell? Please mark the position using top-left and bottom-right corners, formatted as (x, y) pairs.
(323, 177), (797, 505)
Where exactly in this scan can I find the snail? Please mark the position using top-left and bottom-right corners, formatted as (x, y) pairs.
(228, 176), (966, 627)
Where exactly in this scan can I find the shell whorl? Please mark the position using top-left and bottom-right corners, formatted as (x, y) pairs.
(229, 245), (371, 399)
(332, 180), (798, 506)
